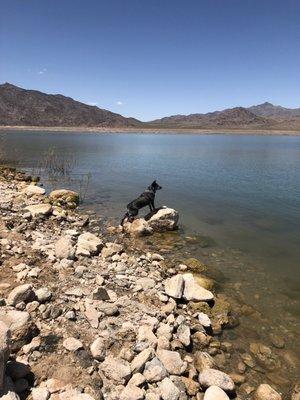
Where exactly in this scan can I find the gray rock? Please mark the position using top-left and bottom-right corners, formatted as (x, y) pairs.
(204, 386), (229, 400)
(254, 384), (282, 400)
(164, 275), (184, 299)
(7, 285), (34, 306)
(176, 324), (190, 346)
(54, 237), (75, 260)
(143, 357), (168, 382)
(156, 349), (187, 375)
(198, 312), (211, 328)
(199, 368), (235, 392)
(159, 377), (180, 400)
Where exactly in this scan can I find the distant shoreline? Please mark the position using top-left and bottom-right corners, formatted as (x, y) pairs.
(0, 125), (300, 135)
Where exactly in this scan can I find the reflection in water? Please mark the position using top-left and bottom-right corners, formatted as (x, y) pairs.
(1, 130), (300, 390)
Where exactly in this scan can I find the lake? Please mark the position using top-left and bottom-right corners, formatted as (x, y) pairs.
(1, 130), (300, 384)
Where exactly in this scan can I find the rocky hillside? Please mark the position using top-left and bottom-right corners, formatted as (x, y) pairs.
(150, 104), (300, 130)
(0, 83), (141, 127)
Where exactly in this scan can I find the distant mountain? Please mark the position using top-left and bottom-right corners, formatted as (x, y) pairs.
(248, 102), (300, 118)
(151, 103), (300, 130)
(0, 83), (141, 127)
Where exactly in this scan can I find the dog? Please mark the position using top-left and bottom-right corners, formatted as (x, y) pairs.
(121, 180), (162, 226)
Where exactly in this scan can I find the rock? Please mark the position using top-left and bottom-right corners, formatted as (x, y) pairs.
(182, 274), (214, 302)
(156, 349), (187, 375)
(176, 324), (190, 346)
(35, 287), (52, 303)
(164, 275), (184, 299)
(131, 348), (154, 373)
(143, 357), (168, 382)
(0, 321), (10, 390)
(100, 355), (131, 384)
(76, 232), (103, 257)
(90, 338), (106, 361)
(194, 352), (214, 372)
(92, 287), (110, 301)
(120, 385), (145, 400)
(23, 185), (45, 196)
(198, 312), (211, 328)
(204, 386), (229, 400)
(55, 237), (75, 260)
(62, 337), (83, 352)
(123, 219), (153, 237)
(32, 387), (50, 400)
(136, 278), (155, 291)
(59, 391), (96, 400)
(181, 377), (200, 396)
(49, 189), (79, 207)
(158, 377), (180, 400)
(137, 325), (157, 347)
(128, 373), (146, 387)
(253, 384), (282, 400)
(0, 310), (35, 352)
(26, 204), (52, 217)
(7, 284), (34, 306)
(148, 208), (179, 232)
(199, 369), (235, 392)
(101, 243), (123, 258)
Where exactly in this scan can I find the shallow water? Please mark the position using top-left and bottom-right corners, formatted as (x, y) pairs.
(1, 130), (300, 389)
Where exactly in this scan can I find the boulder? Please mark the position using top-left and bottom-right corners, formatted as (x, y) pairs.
(147, 207), (179, 232)
(76, 232), (103, 257)
(55, 237), (75, 260)
(0, 322), (10, 390)
(183, 273), (214, 302)
(7, 285), (34, 307)
(164, 275), (184, 299)
(254, 384), (282, 400)
(23, 185), (45, 197)
(25, 204), (52, 218)
(199, 368), (235, 392)
(49, 189), (79, 208)
(123, 219), (153, 237)
(204, 386), (229, 400)
(0, 310), (35, 351)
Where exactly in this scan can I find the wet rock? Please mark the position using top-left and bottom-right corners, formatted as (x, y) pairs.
(63, 337), (83, 352)
(183, 274), (214, 302)
(253, 384), (282, 400)
(90, 338), (106, 361)
(164, 275), (184, 299)
(7, 284), (34, 306)
(199, 368), (235, 392)
(156, 349), (187, 375)
(55, 237), (75, 260)
(131, 348), (154, 374)
(147, 207), (179, 232)
(26, 204), (52, 217)
(100, 355), (131, 384)
(76, 232), (103, 257)
(204, 386), (229, 400)
(143, 357), (168, 382)
(49, 189), (79, 207)
(158, 377), (180, 400)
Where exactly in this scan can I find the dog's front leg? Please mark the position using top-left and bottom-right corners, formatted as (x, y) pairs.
(151, 200), (155, 210)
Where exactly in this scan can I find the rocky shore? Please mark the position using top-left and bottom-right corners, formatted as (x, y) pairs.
(0, 167), (294, 400)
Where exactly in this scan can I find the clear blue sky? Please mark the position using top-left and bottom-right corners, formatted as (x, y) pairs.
(1, 0), (299, 121)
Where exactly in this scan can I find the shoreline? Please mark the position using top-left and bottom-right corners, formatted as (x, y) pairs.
(1, 125), (300, 135)
(0, 166), (295, 399)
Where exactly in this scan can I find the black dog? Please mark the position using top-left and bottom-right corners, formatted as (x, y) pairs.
(121, 180), (162, 225)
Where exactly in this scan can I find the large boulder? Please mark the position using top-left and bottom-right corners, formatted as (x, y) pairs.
(147, 207), (179, 232)
(49, 189), (79, 208)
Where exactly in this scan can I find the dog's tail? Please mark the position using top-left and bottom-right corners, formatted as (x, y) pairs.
(120, 212), (129, 226)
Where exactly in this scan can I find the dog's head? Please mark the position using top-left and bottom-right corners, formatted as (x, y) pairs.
(149, 180), (162, 192)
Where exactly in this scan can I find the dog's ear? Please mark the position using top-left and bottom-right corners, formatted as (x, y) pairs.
(151, 180), (157, 186)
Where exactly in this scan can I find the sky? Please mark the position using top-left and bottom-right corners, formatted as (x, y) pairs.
(1, 0), (300, 121)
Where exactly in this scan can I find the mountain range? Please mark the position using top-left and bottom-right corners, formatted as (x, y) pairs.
(1, 83), (299, 131)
